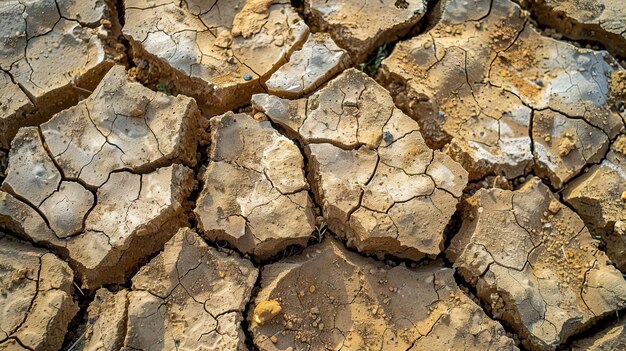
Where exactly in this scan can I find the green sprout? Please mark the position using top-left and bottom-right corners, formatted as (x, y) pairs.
(157, 81), (172, 95)
(359, 43), (389, 77)
(312, 223), (327, 243)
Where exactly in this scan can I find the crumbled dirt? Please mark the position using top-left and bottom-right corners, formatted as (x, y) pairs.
(448, 177), (626, 350)
(1, 0), (626, 349)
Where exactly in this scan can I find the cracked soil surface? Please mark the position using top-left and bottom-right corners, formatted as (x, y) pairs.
(0, 0), (625, 350)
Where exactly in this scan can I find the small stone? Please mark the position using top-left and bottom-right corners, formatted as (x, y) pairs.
(253, 300), (282, 325)
(243, 73), (253, 81)
(548, 200), (561, 214)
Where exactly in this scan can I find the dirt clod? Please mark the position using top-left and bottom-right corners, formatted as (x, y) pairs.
(0, 234), (78, 350)
(253, 69), (468, 261)
(194, 111), (315, 260)
(563, 134), (626, 271)
(123, 0), (309, 116)
(1, 0), (625, 348)
(302, 0), (427, 63)
(0, 0), (123, 148)
(249, 239), (518, 350)
(378, 0), (624, 188)
(0, 66), (198, 290)
(253, 300), (283, 326)
(448, 177), (626, 350)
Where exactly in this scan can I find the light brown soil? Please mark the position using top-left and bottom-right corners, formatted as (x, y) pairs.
(0, 0), (625, 350)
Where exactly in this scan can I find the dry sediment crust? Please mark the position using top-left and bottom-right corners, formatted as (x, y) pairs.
(194, 111), (316, 260)
(67, 228), (258, 350)
(123, 0), (309, 116)
(67, 288), (129, 351)
(0, 164), (195, 290)
(448, 177), (626, 350)
(571, 318), (626, 350)
(526, 0), (626, 58)
(39, 65), (200, 188)
(253, 68), (468, 261)
(0, 66), (199, 290)
(1, 0), (624, 348)
(0, 234), (78, 351)
(378, 0), (625, 187)
(249, 239), (518, 350)
(563, 134), (626, 271)
(0, 0), (123, 148)
(302, 0), (427, 63)
(265, 32), (350, 98)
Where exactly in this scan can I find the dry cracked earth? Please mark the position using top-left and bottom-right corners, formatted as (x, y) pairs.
(0, 0), (625, 350)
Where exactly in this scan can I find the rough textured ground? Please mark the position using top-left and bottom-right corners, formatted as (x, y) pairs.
(123, 0), (309, 116)
(195, 111), (315, 260)
(448, 177), (626, 350)
(525, 0), (626, 58)
(572, 318), (626, 350)
(266, 32), (349, 98)
(302, 0), (427, 63)
(0, 0), (123, 149)
(0, 0), (625, 350)
(563, 134), (626, 271)
(0, 66), (197, 290)
(378, 0), (625, 187)
(67, 228), (257, 350)
(0, 234), (78, 350)
(249, 239), (517, 351)
(253, 69), (468, 261)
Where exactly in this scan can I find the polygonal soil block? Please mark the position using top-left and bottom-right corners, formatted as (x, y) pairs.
(563, 135), (626, 271)
(68, 288), (129, 351)
(378, 0), (624, 186)
(195, 112), (315, 260)
(39, 65), (200, 188)
(527, 0), (626, 57)
(123, 0), (309, 116)
(302, 0), (427, 62)
(447, 177), (626, 350)
(249, 239), (518, 351)
(266, 32), (349, 98)
(67, 228), (258, 350)
(124, 228), (258, 350)
(0, 65), (199, 290)
(0, 234), (78, 350)
(0, 163), (194, 290)
(571, 318), (626, 350)
(252, 69), (468, 260)
(0, 0), (123, 148)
